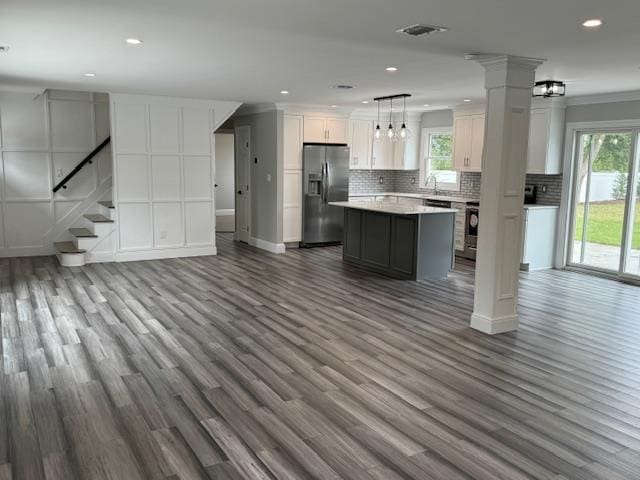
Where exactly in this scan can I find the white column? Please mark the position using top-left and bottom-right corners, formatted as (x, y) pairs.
(469, 55), (544, 334)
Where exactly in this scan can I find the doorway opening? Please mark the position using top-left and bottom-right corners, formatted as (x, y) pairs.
(568, 129), (640, 281)
(214, 130), (235, 233)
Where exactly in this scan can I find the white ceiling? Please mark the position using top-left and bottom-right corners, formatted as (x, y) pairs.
(1, 0), (639, 111)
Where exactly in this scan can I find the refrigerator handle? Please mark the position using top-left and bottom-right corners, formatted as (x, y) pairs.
(323, 161), (329, 203)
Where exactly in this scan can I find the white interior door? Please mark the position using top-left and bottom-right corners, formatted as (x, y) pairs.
(235, 125), (251, 243)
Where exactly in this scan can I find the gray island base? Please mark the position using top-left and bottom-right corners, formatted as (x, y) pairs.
(329, 201), (458, 281)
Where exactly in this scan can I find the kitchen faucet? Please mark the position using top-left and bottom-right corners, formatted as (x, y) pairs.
(425, 174), (439, 195)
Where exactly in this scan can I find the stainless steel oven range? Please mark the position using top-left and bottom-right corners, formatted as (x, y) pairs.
(464, 202), (479, 260)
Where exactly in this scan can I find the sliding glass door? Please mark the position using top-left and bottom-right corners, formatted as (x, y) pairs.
(569, 129), (640, 280)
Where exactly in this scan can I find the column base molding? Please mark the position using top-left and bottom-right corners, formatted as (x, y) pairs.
(470, 312), (519, 335)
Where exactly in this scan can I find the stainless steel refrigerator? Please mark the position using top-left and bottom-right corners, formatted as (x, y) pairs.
(301, 143), (350, 246)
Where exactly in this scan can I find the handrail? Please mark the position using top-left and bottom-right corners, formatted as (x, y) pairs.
(52, 136), (111, 193)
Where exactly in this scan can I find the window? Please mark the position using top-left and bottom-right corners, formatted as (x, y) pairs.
(419, 127), (459, 191)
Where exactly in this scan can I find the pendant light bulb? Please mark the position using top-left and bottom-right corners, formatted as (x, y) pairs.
(387, 124), (395, 139)
(400, 123), (408, 139)
(375, 124), (382, 140)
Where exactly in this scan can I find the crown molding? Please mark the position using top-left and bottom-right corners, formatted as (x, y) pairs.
(565, 90), (640, 106)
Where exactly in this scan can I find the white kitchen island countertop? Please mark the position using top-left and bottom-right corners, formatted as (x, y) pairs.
(329, 201), (458, 215)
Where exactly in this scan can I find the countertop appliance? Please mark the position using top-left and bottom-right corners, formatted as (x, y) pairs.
(302, 143), (349, 246)
(524, 185), (537, 205)
(464, 201), (479, 260)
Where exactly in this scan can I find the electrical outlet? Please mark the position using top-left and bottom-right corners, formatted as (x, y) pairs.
(411, 177), (416, 185)
(378, 176), (384, 184)
(266, 173), (271, 182)
(541, 185), (548, 193)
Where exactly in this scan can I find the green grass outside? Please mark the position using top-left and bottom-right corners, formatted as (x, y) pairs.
(574, 200), (640, 249)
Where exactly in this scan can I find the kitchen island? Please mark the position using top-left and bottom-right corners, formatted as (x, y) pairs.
(329, 201), (457, 280)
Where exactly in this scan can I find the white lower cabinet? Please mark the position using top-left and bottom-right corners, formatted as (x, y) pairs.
(521, 206), (558, 270)
(396, 196), (424, 206)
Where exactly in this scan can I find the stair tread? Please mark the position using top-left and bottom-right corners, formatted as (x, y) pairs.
(54, 241), (86, 254)
(84, 214), (114, 223)
(98, 200), (115, 209)
(69, 228), (97, 238)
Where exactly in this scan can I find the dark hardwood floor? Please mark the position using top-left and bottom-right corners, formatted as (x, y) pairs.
(1, 233), (640, 479)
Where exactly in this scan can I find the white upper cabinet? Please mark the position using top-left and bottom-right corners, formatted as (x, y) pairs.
(326, 118), (348, 144)
(303, 116), (326, 143)
(349, 119), (371, 170)
(303, 116), (348, 144)
(284, 115), (303, 170)
(392, 120), (420, 170)
(526, 103), (565, 174)
(453, 112), (484, 172)
(371, 135), (394, 170)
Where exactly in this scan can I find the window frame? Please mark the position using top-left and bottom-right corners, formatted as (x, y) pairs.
(418, 127), (460, 191)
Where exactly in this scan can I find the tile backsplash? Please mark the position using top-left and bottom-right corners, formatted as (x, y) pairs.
(349, 170), (563, 205)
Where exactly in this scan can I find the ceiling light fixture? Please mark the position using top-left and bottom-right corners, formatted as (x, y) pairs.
(84, 73), (96, 77)
(399, 96), (410, 140)
(582, 18), (603, 28)
(463, 99), (471, 102)
(373, 93), (412, 143)
(385, 67), (398, 72)
(532, 80), (566, 97)
(362, 100), (370, 104)
(396, 24), (449, 36)
(126, 38), (143, 45)
(280, 90), (289, 95)
(331, 105), (337, 108)
(423, 104), (430, 107)
(387, 98), (396, 140)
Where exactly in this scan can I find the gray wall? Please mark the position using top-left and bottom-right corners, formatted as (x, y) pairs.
(214, 133), (235, 211)
(566, 100), (640, 123)
(233, 110), (283, 245)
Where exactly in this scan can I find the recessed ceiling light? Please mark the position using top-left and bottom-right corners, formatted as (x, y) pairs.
(423, 104), (430, 107)
(84, 73), (96, 77)
(331, 105), (337, 108)
(463, 99), (471, 102)
(362, 100), (370, 104)
(126, 38), (143, 45)
(582, 19), (603, 28)
(280, 90), (289, 95)
(386, 67), (398, 72)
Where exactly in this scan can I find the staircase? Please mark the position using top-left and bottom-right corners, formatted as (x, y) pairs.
(55, 200), (116, 267)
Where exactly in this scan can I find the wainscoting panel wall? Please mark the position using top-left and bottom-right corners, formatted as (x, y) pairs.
(110, 94), (240, 261)
(0, 89), (112, 257)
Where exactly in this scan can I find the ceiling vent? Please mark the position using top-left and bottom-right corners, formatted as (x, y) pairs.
(0, 46), (9, 53)
(332, 85), (355, 90)
(396, 24), (448, 36)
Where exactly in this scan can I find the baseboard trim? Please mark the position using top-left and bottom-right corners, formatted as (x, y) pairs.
(248, 237), (286, 254)
(86, 251), (116, 264)
(115, 246), (217, 262)
(0, 246), (55, 258)
(470, 312), (519, 335)
(216, 209), (235, 216)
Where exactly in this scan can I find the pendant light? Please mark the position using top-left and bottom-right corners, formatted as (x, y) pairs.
(374, 100), (382, 140)
(387, 98), (396, 140)
(399, 96), (409, 140)
(372, 93), (412, 142)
